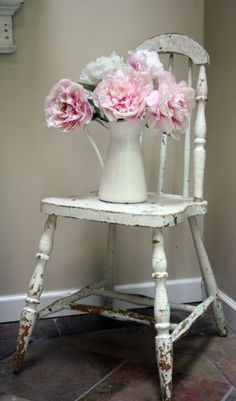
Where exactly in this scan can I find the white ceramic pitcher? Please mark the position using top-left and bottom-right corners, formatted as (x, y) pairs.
(87, 119), (147, 203)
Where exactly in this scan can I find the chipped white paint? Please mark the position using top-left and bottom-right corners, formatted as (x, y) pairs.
(66, 303), (176, 331)
(0, 0), (24, 53)
(67, 303), (156, 327)
(171, 296), (214, 343)
(135, 33), (210, 65)
(14, 215), (57, 369)
(104, 223), (116, 308)
(157, 133), (168, 194)
(15, 34), (227, 401)
(41, 193), (207, 228)
(137, 34), (209, 202)
(38, 280), (106, 319)
(157, 54), (173, 195)
(38, 286), (197, 320)
(194, 65), (208, 201)
(183, 58), (193, 198)
(189, 216), (227, 336)
(152, 229), (172, 401)
(37, 289), (198, 321)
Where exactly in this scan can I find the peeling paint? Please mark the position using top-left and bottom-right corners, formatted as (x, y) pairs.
(14, 316), (30, 370)
(70, 303), (155, 326)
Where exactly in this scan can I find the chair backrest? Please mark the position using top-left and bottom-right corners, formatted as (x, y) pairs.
(134, 33), (209, 201)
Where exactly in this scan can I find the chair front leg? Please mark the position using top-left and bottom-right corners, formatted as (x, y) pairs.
(152, 228), (173, 401)
(189, 216), (227, 336)
(14, 214), (57, 370)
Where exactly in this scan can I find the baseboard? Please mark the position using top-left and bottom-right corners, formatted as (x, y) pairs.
(219, 290), (236, 332)
(0, 277), (202, 323)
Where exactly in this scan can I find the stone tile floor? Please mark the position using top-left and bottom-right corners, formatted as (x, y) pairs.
(0, 309), (235, 401)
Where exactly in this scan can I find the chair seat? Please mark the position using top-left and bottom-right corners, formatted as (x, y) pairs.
(41, 192), (207, 228)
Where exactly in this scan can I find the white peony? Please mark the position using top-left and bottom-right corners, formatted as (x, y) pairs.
(79, 52), (124, 86)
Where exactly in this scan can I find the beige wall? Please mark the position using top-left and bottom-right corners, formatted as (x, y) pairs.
(0, 0), (204, 296)
(205, 0), (236, 301)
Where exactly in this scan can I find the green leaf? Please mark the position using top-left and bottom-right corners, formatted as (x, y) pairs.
(78, 82), (96, 92)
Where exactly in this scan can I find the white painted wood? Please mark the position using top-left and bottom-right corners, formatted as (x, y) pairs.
(135, 33), (210, 65)
(0, 0), (23, 14)
(93, 289), (196, 312)
(168, 52), (174, 72)
(104, 223), (116, 308)
(183, 58), (193, 198)
(41, 193), (207, 228)
(66, 303), (155, 327)
(136, 34), (210, 202)
(0, 277), (202, 322)
(194, 65), (208, 201)
(189, 216), (227, 336)
(32, 288), (200, 322)
(171, 296), (214, 343)
(157, 133), (168, 194)
(14, 215), (57, 369)
(152, 228), (172, 401)
(116, 277), (202, 304)
(0, 0), (24, 53)
(157, 54), (173, 195)
(38, 280), (106, 319)
(15, 35), (226, 400)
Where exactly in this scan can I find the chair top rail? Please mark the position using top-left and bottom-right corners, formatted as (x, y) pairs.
(134, 33), (210, 65)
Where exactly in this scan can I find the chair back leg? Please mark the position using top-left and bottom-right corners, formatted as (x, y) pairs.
(104, 223), (117, 308)
(189, 216), (227, 336)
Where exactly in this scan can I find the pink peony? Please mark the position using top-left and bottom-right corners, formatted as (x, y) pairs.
(128, 50), (164, 80)
(45, 79), (93, 132)
(146, 72), (195, 139)
(93, 67), (153, 121)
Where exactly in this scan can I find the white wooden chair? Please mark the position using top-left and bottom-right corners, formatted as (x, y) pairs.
(14, 34), (227, 401)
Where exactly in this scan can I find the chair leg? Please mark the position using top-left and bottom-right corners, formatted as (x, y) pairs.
(152, 228), (173, 401)
(189, 216), (227, 336)
(14, 215), (57, 370)
(104, 223), (116, 308)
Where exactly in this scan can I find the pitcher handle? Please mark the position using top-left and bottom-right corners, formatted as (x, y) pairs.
(85, 121), (108, 168)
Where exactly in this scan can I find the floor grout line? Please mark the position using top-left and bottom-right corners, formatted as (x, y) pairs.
(220, 386), (235, 401)
(204, 351), (235, 387)
(74, 359), (127, 401)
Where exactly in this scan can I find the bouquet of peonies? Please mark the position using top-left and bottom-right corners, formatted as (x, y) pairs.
(45, 50), (195, 140)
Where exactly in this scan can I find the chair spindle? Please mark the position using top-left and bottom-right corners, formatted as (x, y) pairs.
(157, 53), (174, 194)
(194, 65), (208, 201)
(183, 58), (193, 198)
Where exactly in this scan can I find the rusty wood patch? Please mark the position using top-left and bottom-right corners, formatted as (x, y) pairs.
(214, 294), (228, 337)
(38, 280), (106, 319)
(14, 315), (30, 370)
(156, 337), (173, 401)
(69, 303), (155, 326)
